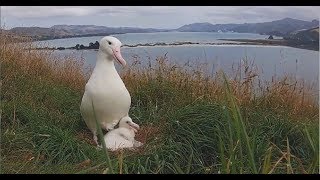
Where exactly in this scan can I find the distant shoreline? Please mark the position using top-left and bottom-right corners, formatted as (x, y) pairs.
(29, 39), (319, 51)
(219, 39), (319, 51)
(33, 32), (125, 41)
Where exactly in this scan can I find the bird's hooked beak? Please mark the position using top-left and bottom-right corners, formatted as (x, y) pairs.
(128, 121), (140, 133)
(112, 46), (126, 66)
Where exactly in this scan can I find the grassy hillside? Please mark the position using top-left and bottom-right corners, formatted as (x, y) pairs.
(9, 27), (74, 40)
(286, 27), (319, 43)
(1, 36), (318, 174)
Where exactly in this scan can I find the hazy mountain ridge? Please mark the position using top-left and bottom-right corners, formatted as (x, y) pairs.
(176, 22), (240, 32)
(9, 27), (74, 39)
(176, 18), (319, 36)
(230, 18), (319, 36)
(285, 26), (319, 42)
(51, 25), (170, 35)
(5, 25), (170, 40)
(5, 18), (319, 41)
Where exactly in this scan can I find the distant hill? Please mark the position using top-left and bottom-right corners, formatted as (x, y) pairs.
(7, 25), (170, 40)
(230, 18), (319, 36)
(284, 26), (319, 43)
(176, 18), (319, 36)
(51, 25), (170, 35)
(6, 18), (319, 41)
(177, 22), (240, 32)
(1, 28), (32, 42)
(9, 27), (74, 40)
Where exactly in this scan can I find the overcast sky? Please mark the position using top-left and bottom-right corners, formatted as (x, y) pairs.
(1, 6), (319, 29)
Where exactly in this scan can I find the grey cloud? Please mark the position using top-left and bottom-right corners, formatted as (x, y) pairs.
(1, 6), (319, 29)
(204, 6), (319, 24)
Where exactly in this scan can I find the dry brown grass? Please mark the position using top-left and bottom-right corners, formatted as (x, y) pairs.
(1, 34), (318, 122)
(121, 55), (318, 121)
(1, 34), (318, 174)
(1, 35), (89, 94)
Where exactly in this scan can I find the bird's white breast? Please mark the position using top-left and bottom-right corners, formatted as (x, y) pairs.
(81, 62), (131, 132)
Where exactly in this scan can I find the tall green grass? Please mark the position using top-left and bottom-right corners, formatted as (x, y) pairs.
(1, 35), (318, 174)
(218, 72), (257, 173)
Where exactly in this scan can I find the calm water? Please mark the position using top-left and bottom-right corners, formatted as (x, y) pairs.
(35, 32), (319, 92)
(36, 32), (281, 47)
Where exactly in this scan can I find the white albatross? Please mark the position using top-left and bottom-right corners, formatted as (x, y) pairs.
(104, 116), (143, 151)
(80, 36), (131, 145)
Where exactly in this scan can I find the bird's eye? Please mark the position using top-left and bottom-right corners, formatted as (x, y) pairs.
(108, 41), (112, 45)
(126, 121), (129, 123)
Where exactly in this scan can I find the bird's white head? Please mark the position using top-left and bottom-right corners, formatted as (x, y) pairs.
(99, 36), (126, 66)
(119, 116), (140, 133)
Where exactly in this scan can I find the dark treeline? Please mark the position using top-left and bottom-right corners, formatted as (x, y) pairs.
(56, 41), (100, 50)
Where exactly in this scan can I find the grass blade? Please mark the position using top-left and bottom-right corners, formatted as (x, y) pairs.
(304, 126), (319, 173)
(262, 146), (273, 174)
(92, 101), (115, 174)
(222, 72), (258, 174)
(217, 130), (228, 173)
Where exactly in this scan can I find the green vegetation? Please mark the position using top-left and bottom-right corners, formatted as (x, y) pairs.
(1, 36), (318, 174)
